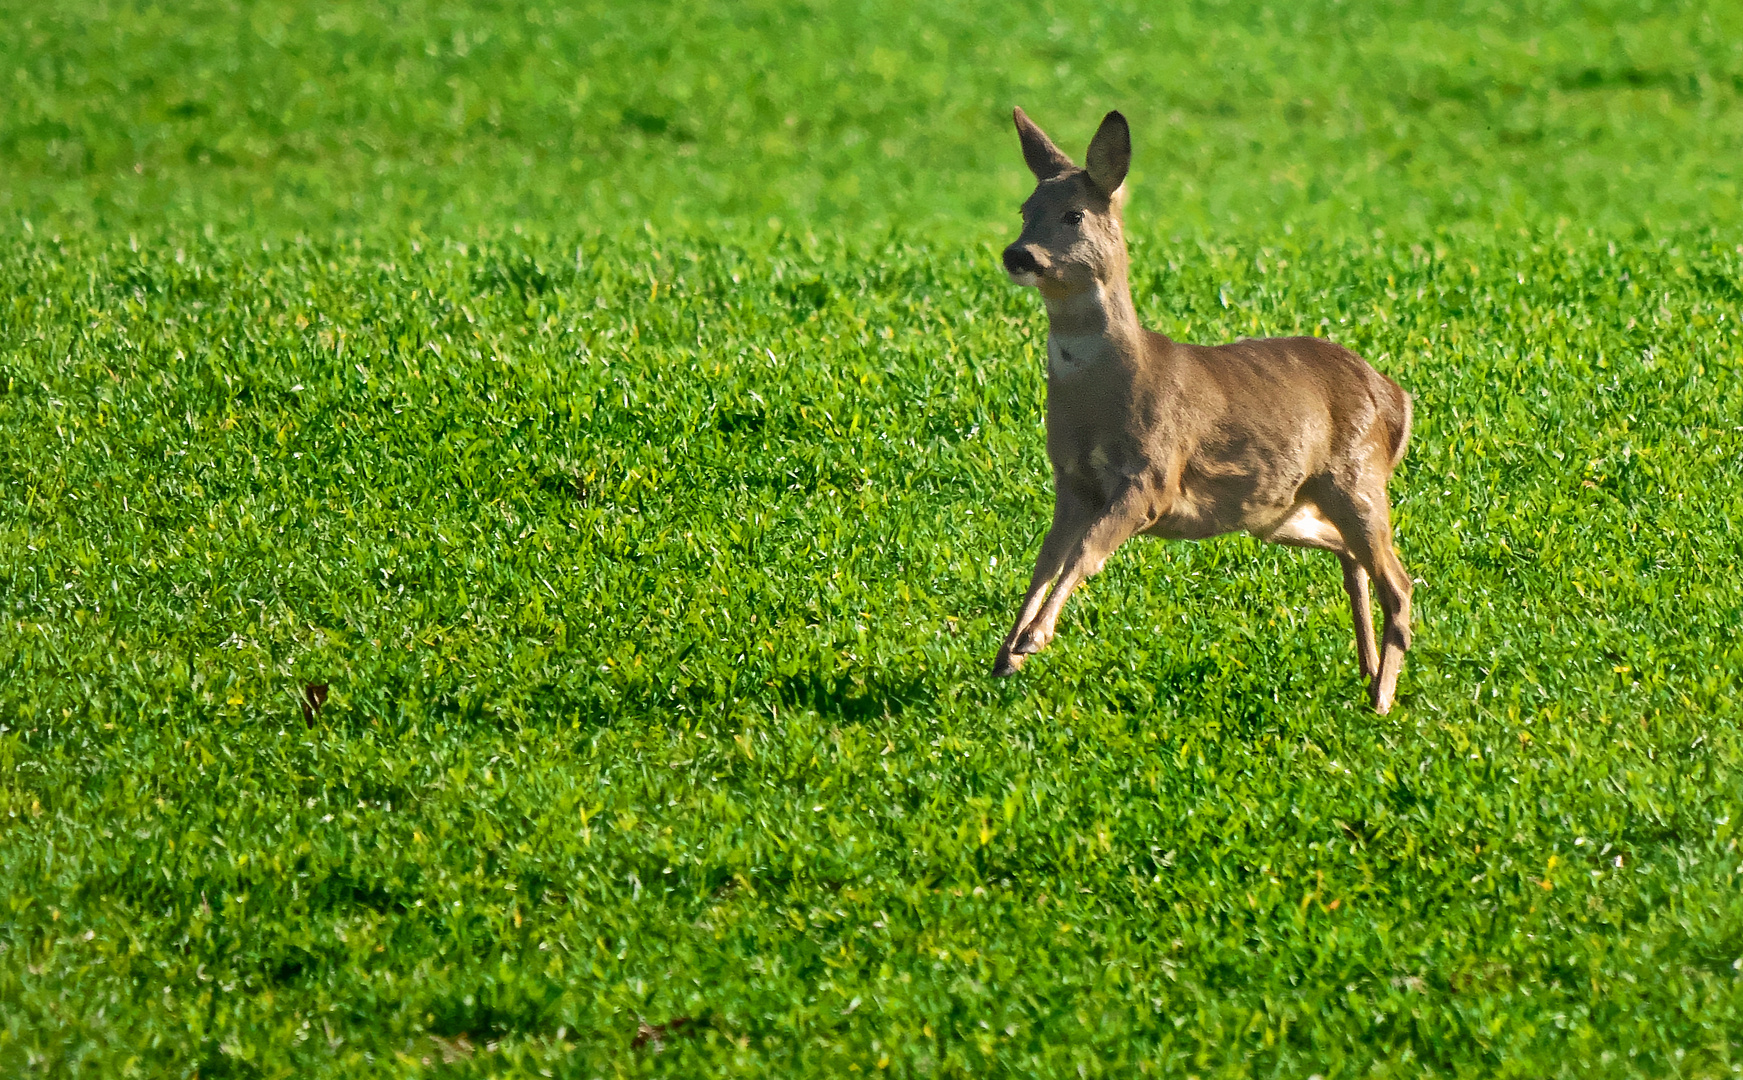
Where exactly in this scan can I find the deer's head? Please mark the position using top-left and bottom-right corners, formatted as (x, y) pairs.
(1002, 108), (1131, 298)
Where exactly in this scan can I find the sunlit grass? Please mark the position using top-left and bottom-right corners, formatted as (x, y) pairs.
(4, 0), (1743, 1076)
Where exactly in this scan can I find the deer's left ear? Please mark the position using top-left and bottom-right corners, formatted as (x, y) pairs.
(1085, 111), (1130, 195)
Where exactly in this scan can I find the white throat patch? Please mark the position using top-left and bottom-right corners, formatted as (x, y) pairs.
(1047, 333), (1110, 376)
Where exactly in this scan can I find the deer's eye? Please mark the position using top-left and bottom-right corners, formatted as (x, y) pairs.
(1062, 210), (1085, 226)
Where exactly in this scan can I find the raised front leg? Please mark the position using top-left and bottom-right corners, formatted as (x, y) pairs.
(993, 492), (1093, 676)
(1006, 480), (1153, 665)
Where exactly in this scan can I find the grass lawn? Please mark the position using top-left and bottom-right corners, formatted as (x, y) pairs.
(5, 1), (1743, 1076)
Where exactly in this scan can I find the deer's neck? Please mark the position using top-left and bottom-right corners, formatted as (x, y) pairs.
(1041, 273), (1142, 376)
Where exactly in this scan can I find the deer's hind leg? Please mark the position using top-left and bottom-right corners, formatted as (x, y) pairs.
(1339, 557), (1379, 682)
(1262, 503), (1378, 682)
(1315, 487), (1412, 714)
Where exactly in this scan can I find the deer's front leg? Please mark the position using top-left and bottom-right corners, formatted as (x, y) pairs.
(1009, 479), (1152, 662)
(993, 492), (1093, 677)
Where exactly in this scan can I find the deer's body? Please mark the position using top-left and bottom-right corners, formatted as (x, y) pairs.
(994, 108), (1415, 712)
(1048, 332), (1410, 544)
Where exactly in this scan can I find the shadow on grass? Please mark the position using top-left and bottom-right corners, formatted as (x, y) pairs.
(771, 669), (932, 723)
(426, 975), (567, 1043)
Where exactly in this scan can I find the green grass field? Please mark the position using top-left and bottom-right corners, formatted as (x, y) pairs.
(5, 1), (1743, 1076)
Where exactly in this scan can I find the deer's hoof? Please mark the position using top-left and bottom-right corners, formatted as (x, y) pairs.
(992, 652), (1023, 677)
(1012, 628), (1048, 656)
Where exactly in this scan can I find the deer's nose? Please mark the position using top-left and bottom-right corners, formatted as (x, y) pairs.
(1003, 246), (1042, 276)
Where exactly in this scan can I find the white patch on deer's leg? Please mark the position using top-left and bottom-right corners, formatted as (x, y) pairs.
(1260, 503), (1347, 553)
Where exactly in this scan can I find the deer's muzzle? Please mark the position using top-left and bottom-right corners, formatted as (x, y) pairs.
(1003, 245), (1046, 283)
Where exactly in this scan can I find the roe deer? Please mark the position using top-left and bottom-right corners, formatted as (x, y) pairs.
(992, 107), (1415, 713)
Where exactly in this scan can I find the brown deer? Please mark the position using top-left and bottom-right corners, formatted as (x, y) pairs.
(993, 107), (1415, 713)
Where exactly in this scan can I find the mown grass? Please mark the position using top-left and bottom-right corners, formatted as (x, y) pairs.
(5, 1), (1743, 1077)
(5, 0), (1742, 235)
(8, 226), (1743, 1076)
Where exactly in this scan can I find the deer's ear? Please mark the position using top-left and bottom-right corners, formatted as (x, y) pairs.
(1014, 107), (1073, 181)
(1085, 110), (1131, 195)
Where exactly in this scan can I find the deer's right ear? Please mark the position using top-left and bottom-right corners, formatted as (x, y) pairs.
(1014, 107), (1073, 181)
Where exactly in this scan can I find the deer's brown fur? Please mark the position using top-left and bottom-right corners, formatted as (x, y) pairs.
(994, 107), (1415, 713)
